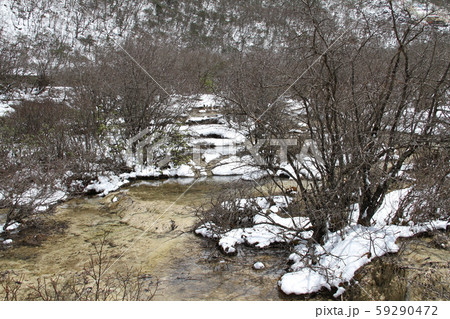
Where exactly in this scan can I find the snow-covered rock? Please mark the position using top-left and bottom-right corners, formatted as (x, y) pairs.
(253, 262), (265, 270)
(0, 102), (15, 117)
(2, 239), (13, 245)
(85, 174), (130, 196)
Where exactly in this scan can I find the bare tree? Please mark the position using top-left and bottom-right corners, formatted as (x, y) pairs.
(217, 0), (449, 245)
(0, 99), (100, 233)
(68, 37), (188, 167)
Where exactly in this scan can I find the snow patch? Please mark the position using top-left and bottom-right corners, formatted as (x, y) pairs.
(187, 124), (246, 142)
(212, 156), (260, 176)
(0, 222), (20, 233)
(2, 239), (13, 245)
(86, 163), (196, 196)
(0, 102), (15, 117)
(196, 188), (449, 297)
(279, 221), (448, 296)
(253, 262), (265, 270)
(189, 94), (221, 109)
(85, 174), (130, 196)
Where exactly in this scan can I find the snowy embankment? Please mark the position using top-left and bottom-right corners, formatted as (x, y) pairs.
(84, 164), (197, 196)
(211, 156), (267, 178)
(196, 195), (309, 254)
(281, 220), (448, 297)
(83, 93), (262, 196)
(195, 189), (449, 297)
(1, 92), (303, 198)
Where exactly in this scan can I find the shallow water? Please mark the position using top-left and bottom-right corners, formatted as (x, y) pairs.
(0, 177), (292, 300)
(3, 177), (446, 300)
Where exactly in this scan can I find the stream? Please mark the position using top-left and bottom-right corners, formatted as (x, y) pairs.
(1, 176), (448, 300)
(0, 177), (292, 300)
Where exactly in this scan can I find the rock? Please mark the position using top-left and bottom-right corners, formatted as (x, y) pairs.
(253, 261), (265, 270)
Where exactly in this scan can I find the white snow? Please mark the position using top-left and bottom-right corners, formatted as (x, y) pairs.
(333, 287), (346, 298)
(276, 158), (321, 180)
(189, 94), (221, 109)
(215, 212), (311, 254)
(187, 124), (246, 142)
(279, 220), (448, 296)
(0, 102), (15, 117)
(211, 156), (260, 176)
(2, 239), (13, 245)
(242, 169), (270, 181)
(36, 190), (67, 212)
(281, 268), (330, 294)
(195, 222), (221, 239)
(187, 115), (224, 123)
(8, 185), (68, 213)
(163, 164), (196, 177)
(196, 195), (310, 254)
(85, 174), (130, 197)
(202, 153), (222, 163)
(85, 163), (197, 196)
(0, 221), (20, 233)
(6, 222), (20, 231)
(196, 188), (449, 297)
(370, 188), (411, 226)
(224, 195), (292, 213)
(253, 262), (265, 270)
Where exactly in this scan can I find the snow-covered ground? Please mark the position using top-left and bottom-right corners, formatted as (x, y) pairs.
(0, 220), (20, 245)
(281, 220), (447, 297)
(0, 87), (73, 118)
(0, 101), (15, 116)
(1, 92), (269, 202)
(211, 156), (260, 176)
(85, 163), (198, 196)
(83, 93), (270, 196)
(195, 188), (449, 297)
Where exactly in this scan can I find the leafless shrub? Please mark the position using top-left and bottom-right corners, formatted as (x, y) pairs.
(0, 271), (24, 301)
(194, 180), (313, 245)
(0, 99), (101, 233)
(195, 181), (269, 234)
(396, 147), (449, 224)
(195, 182), (257, 232)
(0, 234), (158, 301)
